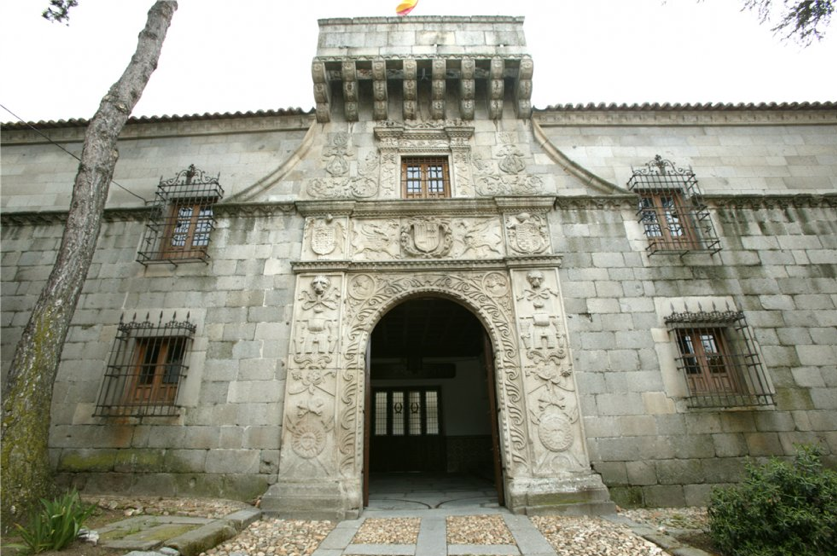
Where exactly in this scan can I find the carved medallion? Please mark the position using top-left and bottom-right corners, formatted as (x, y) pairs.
(290, 415), (330, 459)
(537, 411), (573, 452)
(400, 217), (453, 258)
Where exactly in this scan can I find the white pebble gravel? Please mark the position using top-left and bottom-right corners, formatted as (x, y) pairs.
(446, 515), (515, 545)
(200, 518), (335, 556)
(532, 516), (666, 556)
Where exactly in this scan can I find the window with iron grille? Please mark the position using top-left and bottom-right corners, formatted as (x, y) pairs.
(137, 165), (224, 265)
(94, 312), (196, 417)
(628, 156), (721, 255)
(665, 305), (773, 408)
(373, 387), (441, 436)
(402, 157), (451, 199)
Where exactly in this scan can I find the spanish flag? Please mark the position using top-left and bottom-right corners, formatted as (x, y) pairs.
(396, 0), (418, 16)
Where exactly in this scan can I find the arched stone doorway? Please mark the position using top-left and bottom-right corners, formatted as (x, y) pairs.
(266, 269), (613, 519)
(363, 296), (504, 507)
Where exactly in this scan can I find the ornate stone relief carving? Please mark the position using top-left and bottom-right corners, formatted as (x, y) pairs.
(304, 215), (347, 259)
(505, 212), (550, 255)
(374, 121), (475, 198)
(350, 217), (506, 261)
(283, 275), (343, 476)
(473, 133), (543, 196)
(513, 269), (585, 475)
(351, 220), (401, 260)
(339, 272), (529, 479)
(452, 219), (503, 258)
(307, 133), (379, 199)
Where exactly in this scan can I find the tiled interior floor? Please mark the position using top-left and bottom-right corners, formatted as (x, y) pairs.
(367, 472), (499, 510)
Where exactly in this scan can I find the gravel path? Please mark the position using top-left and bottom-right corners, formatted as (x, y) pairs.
(621, 506), (709, 531)
(352, 517), (421, 544)
(446, 514), (515, 545)
(533, 515), (667, 556)
(201, 518), (335, 556)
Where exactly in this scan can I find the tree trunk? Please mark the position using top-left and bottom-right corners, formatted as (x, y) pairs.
(1, 1), (177, 531)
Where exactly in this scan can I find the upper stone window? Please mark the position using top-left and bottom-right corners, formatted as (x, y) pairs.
(137, 165), (224, 265)
(94, 312), (196, 417)
(628, 156), (721, 255)
(665, 304), (773, 408)
(402, 157), (451, 199)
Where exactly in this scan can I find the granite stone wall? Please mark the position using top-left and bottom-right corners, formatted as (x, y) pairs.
(554, 198), (837, 507)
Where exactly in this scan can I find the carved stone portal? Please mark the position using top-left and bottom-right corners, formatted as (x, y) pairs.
(263, 269), (613, 519)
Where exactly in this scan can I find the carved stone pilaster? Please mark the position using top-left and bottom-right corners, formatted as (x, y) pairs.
(312, 60), (330, 123)
(516, 56), (534, 119)
(460, 57), (475, 120)
(372, 58), (388, 121)
(490, 57), (505, 120)
(342, 60), (359, 122)
(403, 59), (417, 120)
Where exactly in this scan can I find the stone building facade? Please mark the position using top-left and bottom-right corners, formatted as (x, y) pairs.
(2, 16), (836, 518)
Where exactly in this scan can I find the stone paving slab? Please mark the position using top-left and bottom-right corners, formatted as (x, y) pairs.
(448, 545), (520, 555)
(344, 544), (415, 555)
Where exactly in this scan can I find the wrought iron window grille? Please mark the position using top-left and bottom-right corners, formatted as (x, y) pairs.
(137, 165), (224, 266)
(94, 312), (196, 417)
(665, 302), (773, 409)
(628, 155), (721, 256)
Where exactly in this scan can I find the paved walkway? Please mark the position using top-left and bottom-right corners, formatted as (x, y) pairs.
(312, 508), (557, 556)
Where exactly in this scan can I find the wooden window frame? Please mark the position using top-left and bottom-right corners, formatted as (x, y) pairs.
(666, 307), (774, 408)
(675, 327), (737, 396)
(637, 189), (698, 251)
(161, 202), (215, 260)
(126, 336), (187, 407)
(401, 157), (451, 199)
(95, 313), (195, 417)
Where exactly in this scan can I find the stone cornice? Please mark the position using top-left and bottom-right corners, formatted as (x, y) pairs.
(5, 194), (832, 226)
(2, 114), (314, 145)
(534, 108), (837, 127)
(291, 254), (562, 274)
(1, 202), (298, 226)
(552, 193), (837, 210)
(706, 193), (837, 210)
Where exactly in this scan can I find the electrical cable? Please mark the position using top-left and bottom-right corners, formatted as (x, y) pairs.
(0, 102), (148, 203)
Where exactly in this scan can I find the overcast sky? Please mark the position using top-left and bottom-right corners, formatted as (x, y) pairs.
(1, 0), (835, 123)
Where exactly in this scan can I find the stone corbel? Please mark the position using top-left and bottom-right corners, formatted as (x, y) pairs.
(460, 57), (475, 120)
(342, 60), (359, 122)
(515, 56), (534, 119)
(372, 58), (388, 121)
(490, 57), (505, 120)
(403, 59), (418, 120)
(312, 60), (331, 123)
(431, 58), (447, 120)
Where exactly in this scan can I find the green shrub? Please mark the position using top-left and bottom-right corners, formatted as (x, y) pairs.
(708, 444), (837, 556)
(11, 490), (96, 554)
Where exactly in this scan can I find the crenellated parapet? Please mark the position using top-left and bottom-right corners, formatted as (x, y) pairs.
(311, 17), (534, 123)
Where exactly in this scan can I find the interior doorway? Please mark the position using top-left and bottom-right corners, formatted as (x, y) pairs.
(363, 296), (504, 508)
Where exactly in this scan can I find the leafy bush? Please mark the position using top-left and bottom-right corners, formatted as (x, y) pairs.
(12, 490), (96, 554)
(708, 444), (837, 556)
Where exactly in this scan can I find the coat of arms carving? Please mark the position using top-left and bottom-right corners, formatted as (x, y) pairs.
(307, 215), (345, 257)
(400, 217), (453, 258)
(507, 213), (549, 255)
